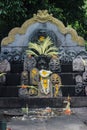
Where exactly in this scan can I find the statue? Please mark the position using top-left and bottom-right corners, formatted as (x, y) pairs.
(30, 68), (39, 85)
(50, 73), (62, 97)
(38, 69), (53, 97)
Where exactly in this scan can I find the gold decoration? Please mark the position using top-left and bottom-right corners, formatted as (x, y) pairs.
(39, 36), (45, 42)
(54, 84), (59, 97)
(1, 10), (84, 46)
(39, 69), (52, 95)
(30, 68), (39, 85)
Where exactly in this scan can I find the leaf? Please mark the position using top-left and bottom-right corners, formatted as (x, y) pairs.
(28, 42), (42, 54)
(46, 51), (58, 56)
(26, 50), (38, 56)
(45, 46), (58, 54)
(0, 73), (6, 77)
(42, 37), (53, 53)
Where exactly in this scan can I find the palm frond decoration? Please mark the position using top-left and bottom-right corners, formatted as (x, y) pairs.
(42, 37), (54, 53)
(26, 37), (58, 57)
(0, 73), (6, 77)
(26, 50), (38, 56)
(44, 47), (58, 54)
(46, 51), (58, 56)
(29, 42), (41, 54)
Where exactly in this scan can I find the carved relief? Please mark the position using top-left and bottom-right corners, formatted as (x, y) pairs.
(75, 75), (83, 95)
(85, 86), (87, 96)
(49, 57), (61, 72)
(18, 88), (29, 98)
(50, 73), (62, 97)
(0, 59), (10, 73)
(1, 10), (84, 46)
(24, 56), (36, 71)
(83, 71), (87, 82)
(72, 56), (84, 71)
(75, 83), (83, 95)
(21, 71), (28, 85)
(75, 75), (82, 83)
(30, 68), (39, 85)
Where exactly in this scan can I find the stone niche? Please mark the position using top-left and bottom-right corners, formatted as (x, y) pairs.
(0, 10), (87, 98)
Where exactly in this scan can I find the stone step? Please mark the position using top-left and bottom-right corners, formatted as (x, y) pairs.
(0, 97), (87, 108)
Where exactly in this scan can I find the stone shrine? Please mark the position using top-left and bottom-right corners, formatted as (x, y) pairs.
(0, 10), (87, 108)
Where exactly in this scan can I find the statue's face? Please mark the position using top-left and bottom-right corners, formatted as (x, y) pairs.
(37, 59), (47, 70)
(37, 56), (49, 70)
(50, 73), (61, 85)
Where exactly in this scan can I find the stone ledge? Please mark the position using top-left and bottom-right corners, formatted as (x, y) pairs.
(0, 97), (87, 108)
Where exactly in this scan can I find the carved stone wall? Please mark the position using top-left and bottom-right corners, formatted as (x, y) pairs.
(0, 10), (87, 97)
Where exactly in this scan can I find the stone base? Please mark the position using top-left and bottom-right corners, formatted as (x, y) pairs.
(0, 97), (87, 108)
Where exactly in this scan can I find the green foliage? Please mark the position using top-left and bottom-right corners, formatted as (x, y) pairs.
(0, 0), (27, 27)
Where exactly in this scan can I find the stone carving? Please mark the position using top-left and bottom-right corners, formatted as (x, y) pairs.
(50, 73), (62, 97)
(83, 71), (87, 82)
(49, 57), (61, 72)
(75, 83), (83, 95)
(0, 59), (10, 73)
(1, 10), (84, 46)
(66, 50), (77, 61)
(24, 56), (36, 71)
(60, 52), (70, 63)
(82, 71), (87, 95)
(18, 88), (29, 98)
(0, 55), (10, 84)
(18, 85), (38, 97)
(72, 56), (84, 71)
(30, 68), (39, 85)
(29, 29), (61, 48)
(28, 87), (38, 96)
(85, 86), (87, 96)
(75, 75), (83, 95)
(21, 71), (28, 85)
(75, 75), (82, 83)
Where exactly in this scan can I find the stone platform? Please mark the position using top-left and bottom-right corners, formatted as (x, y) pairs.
(0, 97), (87, 108)
(6, 107), (87, 130)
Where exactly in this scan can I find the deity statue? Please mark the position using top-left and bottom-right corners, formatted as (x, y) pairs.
(50, 73), (62, 97)
(38, 69), (53, 97)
